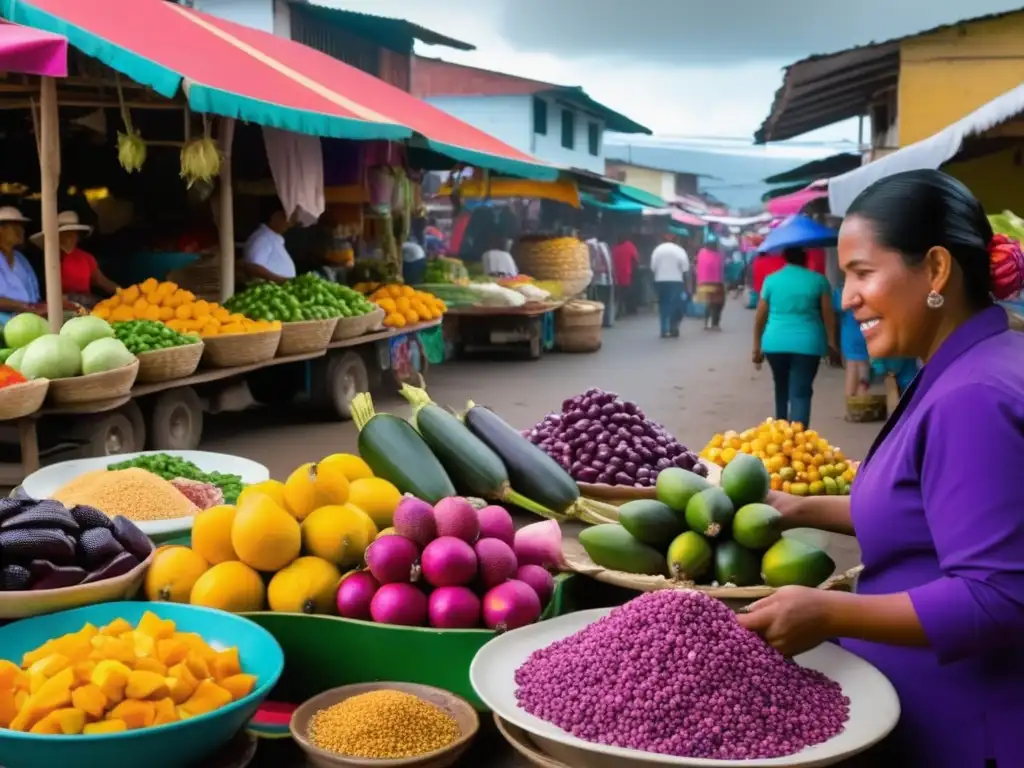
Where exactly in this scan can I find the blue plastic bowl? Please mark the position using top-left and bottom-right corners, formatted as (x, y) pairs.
(0, 602), (284, 768)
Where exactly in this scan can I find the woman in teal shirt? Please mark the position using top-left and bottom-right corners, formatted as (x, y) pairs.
(752, 247), (838, 426)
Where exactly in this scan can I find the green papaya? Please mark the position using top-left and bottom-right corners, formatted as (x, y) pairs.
(618, 499), (683, 549)
(578, 524), (667, 577)
(655, 467), (711, 513)
(720, 453), (770, 507)
(684, 487), (734, 539)
(732, 503), (783, 550)
(667, 531), (713, 582)
(714, 540), (761, 587)
(761, 537), (836, 588)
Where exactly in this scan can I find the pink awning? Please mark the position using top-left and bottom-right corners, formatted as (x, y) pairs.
(0, 21), (67, 77)
(672, 209), (706, 227)
(766, 183), (828, 217)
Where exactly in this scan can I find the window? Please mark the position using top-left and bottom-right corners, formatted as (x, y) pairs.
(533, 97), (548, 135)
(561, 109), (575, 150)
(587, 122), (600, 156)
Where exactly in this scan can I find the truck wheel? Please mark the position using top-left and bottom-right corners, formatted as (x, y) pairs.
(83, 412), (137, 458)
(311, 351), (368, 421)
(248, 365), (301, 406)
(149, 387), (203, 450)
(120, 401), (147, 451)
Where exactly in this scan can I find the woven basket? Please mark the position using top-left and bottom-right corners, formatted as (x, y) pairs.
(846, 394), (887, 423)
(556, 301), (603, 353)
(47, 359), (139, 406)
(364, 306), (386, 332)
(0, 378), (49, 421)
(557, 274), (594, 298)
(277, 317), (339, 356)
(331, 312), (375, 342)
(202, 329), (281, 368)
(135, 342), (204, 384)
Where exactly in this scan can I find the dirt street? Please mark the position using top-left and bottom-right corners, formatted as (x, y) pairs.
(203, 299), (879, 572)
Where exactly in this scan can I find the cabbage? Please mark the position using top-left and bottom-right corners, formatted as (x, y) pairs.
(3, 313), (49, 350)
(81, 337), (135, 376)
(60, 315), (114, 350)
(7, 347), (26, 372)
(19, 334), (82, 380)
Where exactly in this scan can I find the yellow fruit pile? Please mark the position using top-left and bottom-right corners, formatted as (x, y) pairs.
(0, 611), (255, 734)
(701, 418), (857, 497)
(92, 279), (281, 338)
(143, 454), (403, 615)
(369, 284), (447, 329)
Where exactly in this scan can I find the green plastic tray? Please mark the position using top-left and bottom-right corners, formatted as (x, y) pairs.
(241, 573), (578, 711)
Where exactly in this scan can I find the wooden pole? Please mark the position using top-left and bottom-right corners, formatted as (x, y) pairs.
(38, 77), (62, 333)
(218, 117), (236, 303)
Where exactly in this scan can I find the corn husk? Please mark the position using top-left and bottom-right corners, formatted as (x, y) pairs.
(180, 137), (222, 189)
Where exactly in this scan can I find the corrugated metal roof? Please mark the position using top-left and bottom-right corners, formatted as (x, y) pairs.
(411, 56), (650, 135)
(290, 2), (474, 52)
(763, 152), (862, 184)
(755, 8), (1024, 144)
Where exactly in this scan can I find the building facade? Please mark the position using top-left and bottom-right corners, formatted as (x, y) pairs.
(411, 57), (649, 174)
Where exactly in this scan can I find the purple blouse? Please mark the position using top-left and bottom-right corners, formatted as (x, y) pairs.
(846, 305), (1024, 767)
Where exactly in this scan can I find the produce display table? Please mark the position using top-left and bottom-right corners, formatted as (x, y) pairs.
(0, 319), (442, 487)
(446, 302), (563, 360)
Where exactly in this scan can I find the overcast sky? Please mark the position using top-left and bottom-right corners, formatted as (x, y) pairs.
(331, 0), (1024, 149)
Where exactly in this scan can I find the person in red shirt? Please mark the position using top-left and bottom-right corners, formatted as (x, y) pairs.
(611, 234), (640, 317)
(31, 211), (119, 308)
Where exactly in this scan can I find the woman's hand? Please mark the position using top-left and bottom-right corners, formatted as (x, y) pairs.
(737, 586), (836, 657)
(765, 490), (805, 528)
(752, 347), (764, 365)
(827, 345), (843, 368)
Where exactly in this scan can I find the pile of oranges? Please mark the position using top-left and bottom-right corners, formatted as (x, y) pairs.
(700, 418), (857, 496)
(368, 284), (447, 329)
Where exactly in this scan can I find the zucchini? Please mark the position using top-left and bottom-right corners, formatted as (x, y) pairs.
(399, 386), (558, 518)
(463, 401), (583, 515)
(350, 393), (456, 503)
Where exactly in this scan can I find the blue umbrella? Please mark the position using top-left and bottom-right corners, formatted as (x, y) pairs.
(758, 215), (838, 253)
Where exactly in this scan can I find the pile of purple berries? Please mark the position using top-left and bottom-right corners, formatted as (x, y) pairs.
(515, 591), (849, 759)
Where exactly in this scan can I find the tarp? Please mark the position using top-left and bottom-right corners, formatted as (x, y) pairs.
(757, 215), (837, 253)
(829, 82), (1024, 215)
(0, 0), (557, 180)
(0, 20), (65, 76)
(766, 183), (828, 217)
(440, 177), (580, 207)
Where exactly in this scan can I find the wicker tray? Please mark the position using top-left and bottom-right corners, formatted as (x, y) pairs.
(577, 462), (722, 506)
(202, 329), (281, 368)
(0, 378), (49, 421)
(47, 359), (139, 406)
(277, 317), (339, 356)
(364, 305), (386, 331)
(135, 341), (204, 384)
(562, 535), (862, 606)
(331, 312), (375, 341)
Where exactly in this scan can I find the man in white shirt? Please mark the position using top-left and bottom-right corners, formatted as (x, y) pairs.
(650, 235), (690, 338)
(481, 235), (518, 277)
(242, 204), (296, 284)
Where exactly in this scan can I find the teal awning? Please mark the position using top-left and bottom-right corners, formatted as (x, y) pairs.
(580, 192), (645, 212)
(615, 184), (667, 209)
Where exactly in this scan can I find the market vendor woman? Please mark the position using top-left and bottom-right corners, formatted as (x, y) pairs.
(31, 210), (119, 308)
(739, 170), (1024, 768)
(0, 206), (42, 322)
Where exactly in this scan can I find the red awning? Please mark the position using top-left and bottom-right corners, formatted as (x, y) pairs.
(3, 0), (556, 179)
(0, 20), (66, 77)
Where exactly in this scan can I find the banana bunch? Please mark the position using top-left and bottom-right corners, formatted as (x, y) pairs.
(117, 129), (147, 173)
(179, 137), (221, 189)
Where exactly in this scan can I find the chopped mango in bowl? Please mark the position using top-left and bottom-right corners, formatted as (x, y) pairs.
(0, 602), (283, 768)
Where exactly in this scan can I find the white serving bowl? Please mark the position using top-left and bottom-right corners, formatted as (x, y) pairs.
(471, 608), (900, 768)
(22, 450), (269, 540)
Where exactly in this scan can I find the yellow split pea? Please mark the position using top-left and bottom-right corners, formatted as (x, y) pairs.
(307, 690), (460, 759)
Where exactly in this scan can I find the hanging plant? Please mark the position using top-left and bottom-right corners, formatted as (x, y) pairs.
(180, 114), (221, 188)
(115, 76), (146, 173)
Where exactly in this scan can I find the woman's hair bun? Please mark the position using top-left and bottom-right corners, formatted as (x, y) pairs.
(988, 234), (1024, 300)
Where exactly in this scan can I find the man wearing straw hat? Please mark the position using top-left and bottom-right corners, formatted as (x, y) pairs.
(0, 206), (43, 324)
(30, 210), (119, 309)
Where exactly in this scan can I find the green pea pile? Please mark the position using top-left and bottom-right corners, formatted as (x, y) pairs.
(112, 320), (199, 355)
(107, 452), (245, 504)
(225, 274), (375, 323)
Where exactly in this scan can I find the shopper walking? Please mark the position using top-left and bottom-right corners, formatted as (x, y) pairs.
(740, 168), (1024, 768)
(695, 238), (727, 330)
(752, 247), (838, 426)
(612, 234), (639, 318)
(650, 234), (690, 338)
(833, 281), (870, 402)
